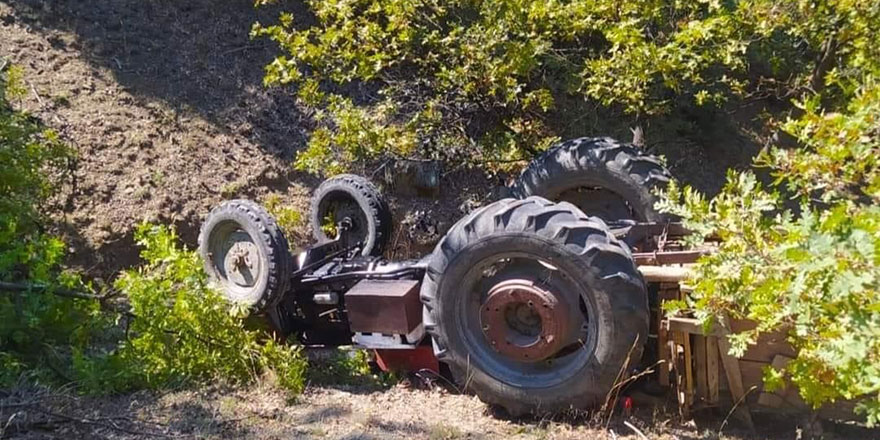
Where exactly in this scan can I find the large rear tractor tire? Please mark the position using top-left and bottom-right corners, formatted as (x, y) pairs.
(198, 200), (293, 313)
(510, 137), (672, 222)
(309, 174), (392, 257)
(420, 197), (649, 415)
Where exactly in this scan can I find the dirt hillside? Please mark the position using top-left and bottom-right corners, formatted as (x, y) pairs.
(0, 0), (489, 278)
(0, 0), (764, 278)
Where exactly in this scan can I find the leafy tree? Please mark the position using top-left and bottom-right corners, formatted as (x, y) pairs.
(655, 5), (879, 420)
(254, 0), (878, 174)
(659, 77), (880, 424)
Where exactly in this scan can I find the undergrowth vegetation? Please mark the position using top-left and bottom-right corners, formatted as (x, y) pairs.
(264, 192), (304, 246)
(77, 224), (306, 395)
(0, 62), (97, 384)
(0, 65), (306, 395)
(307, 348), (396, 388)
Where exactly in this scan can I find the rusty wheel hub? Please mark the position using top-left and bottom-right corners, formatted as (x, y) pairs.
(480, 279), (573, 362)
(222, 232), (261, 288)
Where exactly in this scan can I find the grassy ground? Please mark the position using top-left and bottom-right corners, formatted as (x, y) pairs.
(3, 370), (878, 440)
(3, 349), (879, 439)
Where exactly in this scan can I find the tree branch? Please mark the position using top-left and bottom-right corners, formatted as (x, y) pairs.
(0, 281), (109, 301)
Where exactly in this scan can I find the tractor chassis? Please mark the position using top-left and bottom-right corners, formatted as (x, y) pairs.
(267, 220), (703, 360)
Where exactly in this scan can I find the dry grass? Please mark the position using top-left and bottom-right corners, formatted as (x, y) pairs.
(4, 378), (878, 439)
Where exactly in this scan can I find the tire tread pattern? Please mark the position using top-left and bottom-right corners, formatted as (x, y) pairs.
(309, 174), (392, 256)
(198, 199), (292, 312)
(510, 137), (672, 222)
(420, 196), (648, 415)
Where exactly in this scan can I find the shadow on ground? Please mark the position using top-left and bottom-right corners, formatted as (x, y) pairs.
(7, 0), (309, 160)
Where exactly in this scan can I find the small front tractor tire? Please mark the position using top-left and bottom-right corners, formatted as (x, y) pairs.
(309, 174), (392, 257)
(198, 199), (293, 312)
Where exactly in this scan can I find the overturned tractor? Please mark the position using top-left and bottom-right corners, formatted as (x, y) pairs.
(198, 137), (795, 422)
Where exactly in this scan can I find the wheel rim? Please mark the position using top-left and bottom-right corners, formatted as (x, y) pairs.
(480, 279), (573, 362)
(554, 187), (637, 222)
(207, 221), (265, 301)
(456, 252), (598, 388)
(317, 191), (370, 249)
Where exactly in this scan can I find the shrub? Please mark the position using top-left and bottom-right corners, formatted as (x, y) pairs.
(1, 63), (74, 280)
(658, 77), (880, 424)
(263, 192), (303, 243)
(0, 63), (99, 386)
(253, 0), (879, 174)
(78, 224), (307, 394)
(2, 65), (307, 395)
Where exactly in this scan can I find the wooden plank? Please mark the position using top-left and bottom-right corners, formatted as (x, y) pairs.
(639, 265), (691, 282)
(733, 355), (860, 421)
(770, 355), (792, 391)
(739, 358), (795, 411)
(757, 391), (785, 408)
(659, 282), (681, 291)
(671, 331), (690, 418)
(633, 250), (706, 265)
(684, 333), (694, 408)
(706, 336), (720, 405)
(757, 355), (793, 408)
(658, 321), (670, 387)
(740, 331), (797, 363)
(657, 287), (681, 390)
(656, 288), (679, 389)
(738, 359), (769, 393)
(717, 334), (755, 430)
(693, 335), (708, 403)
(666, 315), (725, 336)
(658, 287), (682, 302)
(670, 317), (796, 362)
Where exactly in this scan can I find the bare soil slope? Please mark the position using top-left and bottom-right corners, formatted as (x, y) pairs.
(0, 0), (487, 276)
(2, 0), (307, 274)
(0, 0), (762, 278)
